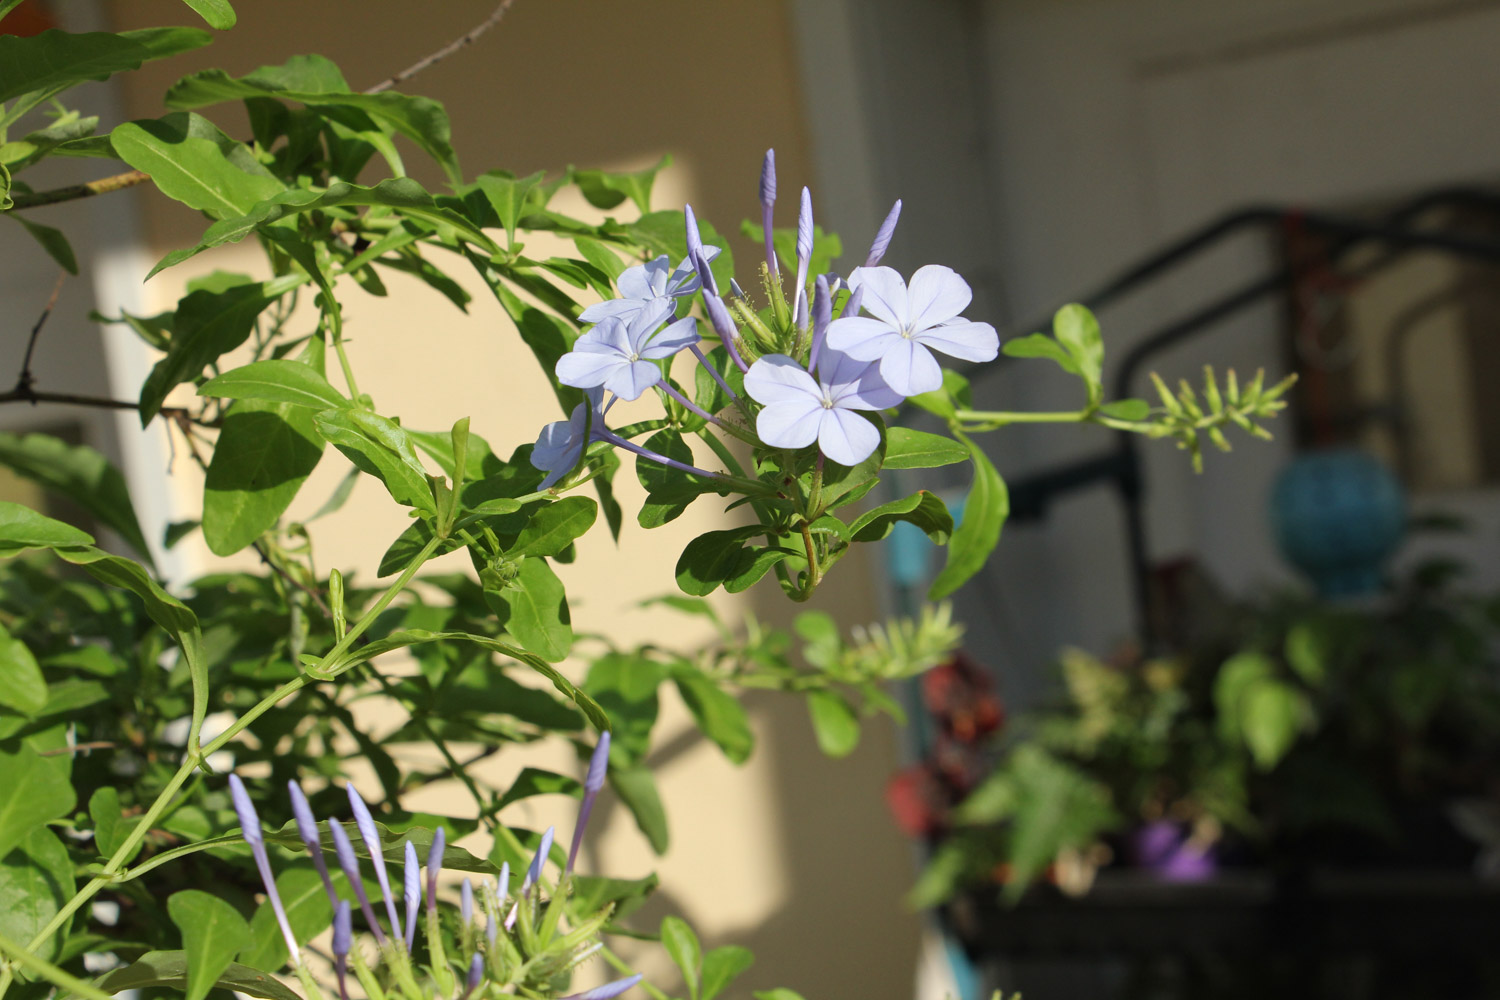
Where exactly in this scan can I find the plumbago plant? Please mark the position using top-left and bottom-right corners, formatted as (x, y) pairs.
(0, 4), (1292, 1000)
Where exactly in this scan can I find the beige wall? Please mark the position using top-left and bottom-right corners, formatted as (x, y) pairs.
(102, 2), (918, 996)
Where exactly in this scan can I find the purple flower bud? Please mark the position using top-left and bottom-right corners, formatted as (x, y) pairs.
(759, 150), (777, 209)
(461, 877), (474, 924)
(332, 899), (352, 957)
(793, 187), (814, 324)
(522, 826), (554, 899)
(729, 278), (747, 300)
(402, 840), (420, 951)
(796, 187), (813, 271)
(561, 974), (645, 1000)
(567, 733), (612, 878)
(425, 827), (445, 917)
(288, 781), (338, 908)
(840, 284), (864, 320)
(330, 818), (386, 946)
(228, 775), (299, 965)
(333, 900), (352, 1000)
(808, 276), (833, 372)
(347, 785), (403, 947)
(684, 204), (704, 267)
(458, 954), (485, 1000)
(486, 914), (498, 947)
(496, 861), (511, 902)
(865, 199), (902, 267)
(227, 774), (263, 848)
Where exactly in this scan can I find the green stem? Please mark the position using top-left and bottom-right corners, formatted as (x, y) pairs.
(322, 533), (444, 677)
(0, 929), (114, 1000)
(954, 407), (1090, 426)
(601, 945), (670, 1000)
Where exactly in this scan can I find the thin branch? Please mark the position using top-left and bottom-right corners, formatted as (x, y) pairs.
(14, 270), (65, 392)
(5, 169), (151, 211)
(364, 0), (518, 94)
(37, 741), (116, 757)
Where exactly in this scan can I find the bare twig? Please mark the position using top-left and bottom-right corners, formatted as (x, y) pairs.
(13, 271), (66, 394)
(364, 0), (518, 94)
(5, 169), (151, 211)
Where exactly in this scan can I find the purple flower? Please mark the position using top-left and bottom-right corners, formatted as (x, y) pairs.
(760, 150), (779, 280)
(578, 249), (721, 325)
(459, 954), (485, 1000)
(561, 974), (645, 1000)
(566, 732), (611, 877)
(555, 299), (700, 401)
(228, 775), (300, 965)
(522, 825), (555, 898)
(744, 348), (902, 466)
(792, 186), (813, 321)
(825, 265), (999, 396)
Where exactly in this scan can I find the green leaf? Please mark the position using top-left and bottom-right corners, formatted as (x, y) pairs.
(1240, 680), (1308, 771)
(1002, 745), (1118, 900)
(474, 169), (545, 246)
(701, 946), (755, 1000)
(113, 114), (283, 219)
(0, 735), (75, 862)
(1053, 304), (1104, 397)
(497, 767), (582, 811)
(97, 951), (302, 1000)
(572, 872), (659, 925)
(178, 0), (236, 28)
(0, 624), (46, 717)
(1001, 331), (1080, 374)
(9, 215), (77, 274)
(200, 358), (350, 410)
(168, 890), (252, 1000)
(0, 432), (153, 565)
(672, 664), (754, 764)
(928, 436), (1007, 600)
(611, 763), (669, 854)
(805, 689), (860, 758)
(497, 557), (573, 662)
(315, 408), (435, 513)
(203, 399), (324, 555)
(0, 500), (93, 556)
(1213, 652), (1276, 746)
(138, 279), (291, 424)
(574, 154), (671, 214)
(88, 786), (126, 857)
(238, 863), (350, 972)
(661, 915), (702, 999)
(151, 178), (494, 278)
(753, 991), (809, 1000)
(674, 526), (762, 597)
(0, 31), (150, 105)
(0, 827), (73, 963)
(573, 235), (626, 282)
(1284, 622), (1327, 687)
(849, 491), (952, 544)
(165, 55), (461, 181)
(882, 427), (969, 470)
(120, 26), (216, 61)
(507, 497), (596, 558)
(584, 652), (664, 765)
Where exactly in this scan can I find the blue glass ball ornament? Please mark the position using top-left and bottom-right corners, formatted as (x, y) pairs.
(1270, 449), (1406, 597)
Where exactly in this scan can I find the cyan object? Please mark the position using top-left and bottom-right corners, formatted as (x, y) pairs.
(1270, 449), (1405, 597)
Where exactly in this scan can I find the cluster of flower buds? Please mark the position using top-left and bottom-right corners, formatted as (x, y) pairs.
(530, 148), (1000, 484)
(227, 734), (642, 1000)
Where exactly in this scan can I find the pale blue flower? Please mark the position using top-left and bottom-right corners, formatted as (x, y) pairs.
(825, 264), (998, 396)
(530, 387), (606, 489)
(555, 298), (699, 401)
(577, 248), (720, 325)
(744, 347), (902, 466)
